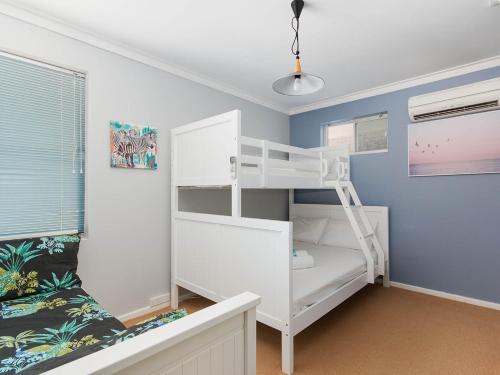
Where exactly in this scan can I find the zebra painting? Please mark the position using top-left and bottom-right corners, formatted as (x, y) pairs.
(110, 121), (158, 169)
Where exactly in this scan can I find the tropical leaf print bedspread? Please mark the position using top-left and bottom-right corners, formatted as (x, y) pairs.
(0, 287), (187, 374)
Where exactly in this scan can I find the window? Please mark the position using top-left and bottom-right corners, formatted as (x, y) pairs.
(324, 113), (388, 154)
(0, 52), (86, 238)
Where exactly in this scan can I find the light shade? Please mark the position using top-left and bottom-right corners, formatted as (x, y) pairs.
(272, 72), (324, 96)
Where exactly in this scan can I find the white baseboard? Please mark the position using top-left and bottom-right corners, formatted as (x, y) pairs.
(116, 291), (202, 322)
(391, 282), (500, 311)
(179, 291), (198, 302)
(117, 293), (171, 322)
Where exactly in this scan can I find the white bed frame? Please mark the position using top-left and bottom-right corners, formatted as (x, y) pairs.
(44, 292), (260, 375)
(170, 110), (389, 374)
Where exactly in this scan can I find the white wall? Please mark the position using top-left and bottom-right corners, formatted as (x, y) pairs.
(0, 14), (289, 316)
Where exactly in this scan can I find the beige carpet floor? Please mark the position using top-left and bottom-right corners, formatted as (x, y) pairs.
(124, 286), (500, 375)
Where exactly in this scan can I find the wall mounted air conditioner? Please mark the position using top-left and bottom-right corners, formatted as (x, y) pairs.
(408, 77), (500, 122)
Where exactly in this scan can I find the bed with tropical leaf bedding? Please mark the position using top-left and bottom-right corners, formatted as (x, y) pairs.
(0, 235), (187, 374)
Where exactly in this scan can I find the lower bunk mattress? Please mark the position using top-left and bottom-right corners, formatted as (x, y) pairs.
(0, 287), (186, 374)
(292, 241), (377, 316)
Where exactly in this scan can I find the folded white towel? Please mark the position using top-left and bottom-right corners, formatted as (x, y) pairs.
(293, 254), (314, 270)
(295, 250), (309, 257)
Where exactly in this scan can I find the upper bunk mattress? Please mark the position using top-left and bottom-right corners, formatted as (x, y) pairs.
(292, 241), (376, 315)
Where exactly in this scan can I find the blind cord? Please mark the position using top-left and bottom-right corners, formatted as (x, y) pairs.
(72, 75), (77, 174)
(79, 81), (83, 174)
(59, 74), (64, 233)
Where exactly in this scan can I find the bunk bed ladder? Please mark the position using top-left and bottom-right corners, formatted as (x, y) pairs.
(333, 181), (385, 283)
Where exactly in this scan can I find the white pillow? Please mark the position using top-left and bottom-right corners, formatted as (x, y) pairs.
(319, 219), (378, 250)
(292, 217), (328, 244)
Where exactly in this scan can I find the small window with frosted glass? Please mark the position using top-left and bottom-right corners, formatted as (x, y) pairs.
(324, 113), (388, 154)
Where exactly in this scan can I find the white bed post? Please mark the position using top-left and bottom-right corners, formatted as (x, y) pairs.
(171, 132), (179, 309)
(282, 328), (294, 374)
(232, 183), (241, 217)
(282, 333), (293, 374)
(244, 307), (257, 375)
(282, 222), (294, 375)
(171, 189), (179, 309)
(261, 139), (268, 188)
(232, 112), (242, 217)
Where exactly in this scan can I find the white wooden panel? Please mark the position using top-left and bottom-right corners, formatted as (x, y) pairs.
(182, 358), (197, 375)
(266, 140), (319, 158)
(44, 293), (259, 375)
(240, 136), (264, 148)
(197, 349), (210, 375)
(241, 136), (318, 158)
(239, 173), (261, 188)
(266, 168), (318, 179)
(166, 365), (182, 375)
(223, 337), (235, 375)
(268, 158), (321, 172)
(117, 320), (244, 375)
(234, 331), (244, 375)
(176, 220), (220, 296)
(216, 226), (285, 318)
(173, 213), (291, 326)
(241, 154), (262, 166)
(240, 173), (327, 189)
(210, 342), (224, 375)
(173, 110), (240, 186)
(115, 317), (242, 375)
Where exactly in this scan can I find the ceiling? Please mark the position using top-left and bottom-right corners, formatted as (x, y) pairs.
(3, 0), (500, 114)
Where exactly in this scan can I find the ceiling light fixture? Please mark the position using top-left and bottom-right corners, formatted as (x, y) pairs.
(272, 0), (324, 96)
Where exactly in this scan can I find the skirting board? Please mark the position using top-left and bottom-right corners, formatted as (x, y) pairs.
(391, 282), (500, 311)
(117, 294), (171, 322)
(116, 291), (199, 322)
(117, 283), (500, 321)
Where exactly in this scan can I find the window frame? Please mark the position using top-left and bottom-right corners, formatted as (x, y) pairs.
(0, 49), (89, 239)
(321, 112), (389, 155)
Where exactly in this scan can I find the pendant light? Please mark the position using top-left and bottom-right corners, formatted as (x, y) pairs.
(272, 0), (324, 96)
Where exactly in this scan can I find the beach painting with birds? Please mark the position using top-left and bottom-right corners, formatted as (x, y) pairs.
(409, 110), (500, 176)
(110, 121), (158, 169)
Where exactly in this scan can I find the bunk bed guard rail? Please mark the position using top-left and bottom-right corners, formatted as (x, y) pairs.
(171, 109), (350, 190)
(239, 137), (350, 188)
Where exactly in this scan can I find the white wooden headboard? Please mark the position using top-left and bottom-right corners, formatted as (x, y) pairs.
(172, 110), (240, 187)
(289, 203), (389, 279)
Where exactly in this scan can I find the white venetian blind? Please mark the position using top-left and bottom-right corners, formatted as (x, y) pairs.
(0, 52), (86, 238)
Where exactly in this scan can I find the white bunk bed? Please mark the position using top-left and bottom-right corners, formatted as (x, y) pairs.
(170, 110), (389, 374)
(45, 292), (260, 375)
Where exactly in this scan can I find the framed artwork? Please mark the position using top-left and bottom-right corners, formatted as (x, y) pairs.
(408, 110), (500, 176)
(110, 121), (158, 170)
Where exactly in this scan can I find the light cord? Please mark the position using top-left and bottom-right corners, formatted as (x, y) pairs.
(291, 17), (300, 57)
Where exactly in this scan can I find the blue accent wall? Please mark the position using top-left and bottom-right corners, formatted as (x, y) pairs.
(290, 67), (500, 303)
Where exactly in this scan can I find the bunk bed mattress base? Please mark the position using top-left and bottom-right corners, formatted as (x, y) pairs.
(292, 241), (376, 316)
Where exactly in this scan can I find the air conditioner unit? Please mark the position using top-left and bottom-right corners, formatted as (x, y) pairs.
(408, 77), (500, 122)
